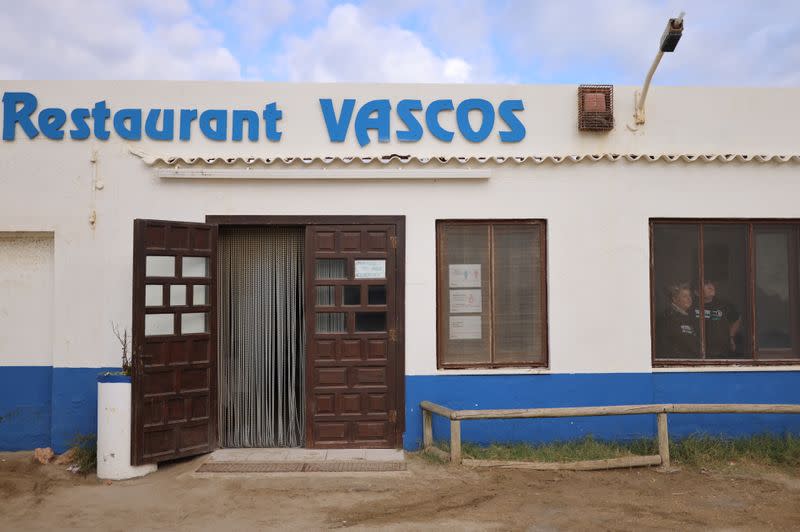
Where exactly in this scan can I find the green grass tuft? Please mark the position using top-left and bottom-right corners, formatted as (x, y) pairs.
(446, 434), (800, 468)
(70, 433), (97, 474)
(670, 433), (800, 467)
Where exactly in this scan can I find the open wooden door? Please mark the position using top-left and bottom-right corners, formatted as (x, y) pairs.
(305, 223), (403, 448)
(131, 219), (217, 465)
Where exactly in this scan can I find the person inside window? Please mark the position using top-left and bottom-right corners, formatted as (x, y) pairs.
(658, 282), (701, 358)
(693, 279), (742, 356)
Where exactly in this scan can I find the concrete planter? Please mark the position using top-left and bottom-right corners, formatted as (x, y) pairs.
(96, 374), (156, 480)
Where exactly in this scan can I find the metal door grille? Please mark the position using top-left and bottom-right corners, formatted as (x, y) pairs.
(218, 227), (305, 447)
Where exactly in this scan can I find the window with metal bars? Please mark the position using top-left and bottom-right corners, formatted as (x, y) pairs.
(651, 219), (800, 365)
(436, 220), (548, 368)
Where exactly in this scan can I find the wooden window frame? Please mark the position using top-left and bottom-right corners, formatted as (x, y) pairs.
(650, 218), (800, 367)
(436, 219), (549, 369)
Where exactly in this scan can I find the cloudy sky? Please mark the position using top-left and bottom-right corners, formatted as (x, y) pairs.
(1, 0), (798, 85)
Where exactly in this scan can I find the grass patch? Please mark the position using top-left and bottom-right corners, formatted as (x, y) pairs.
(446, 434), (800, 468)
(671, 434), (800, 467)
(418, 448), (449, 465)
(462, 436), (655, 463)
(70, 434), (97, 474)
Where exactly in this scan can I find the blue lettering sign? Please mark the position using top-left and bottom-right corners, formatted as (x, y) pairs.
(354, 99), (391, 147)
(2, 92), (525, 145)
(320, 98), (355, 142)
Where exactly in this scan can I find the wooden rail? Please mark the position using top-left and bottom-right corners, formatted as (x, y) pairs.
(419, 401), (800, 470)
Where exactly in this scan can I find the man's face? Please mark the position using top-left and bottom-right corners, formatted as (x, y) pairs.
(674, 289), (693, 312)
(703, 281), (716, 301)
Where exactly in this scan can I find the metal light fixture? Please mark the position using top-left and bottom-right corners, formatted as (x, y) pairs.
(633, 12), (685, 125)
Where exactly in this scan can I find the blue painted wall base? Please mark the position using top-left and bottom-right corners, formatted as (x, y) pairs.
(0, 366), (116, 452)
(403, 372), (800, 450)
(3, 367), (799, 452)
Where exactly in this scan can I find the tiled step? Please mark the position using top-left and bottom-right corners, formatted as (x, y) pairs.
(208, 448), (405, 462)
(197, 461), (406, 473)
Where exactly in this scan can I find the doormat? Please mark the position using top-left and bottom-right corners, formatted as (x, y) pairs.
(197, 461), (407, 473)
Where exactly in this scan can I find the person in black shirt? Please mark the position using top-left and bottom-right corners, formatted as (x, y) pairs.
(658, 282), (701, 358)
(693, 280), (742, 356)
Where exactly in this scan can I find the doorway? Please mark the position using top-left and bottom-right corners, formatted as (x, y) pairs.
(217, 226), (306, 447)
(131, 216), (405, 465)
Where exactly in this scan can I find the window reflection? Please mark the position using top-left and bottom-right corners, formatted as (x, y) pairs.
(701, 225), (748, 358)
(652, 224), (701, 359)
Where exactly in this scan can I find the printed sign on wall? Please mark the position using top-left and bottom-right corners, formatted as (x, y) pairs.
(449, 289), (482, 313)
(354, 259), (386, 279)
(449, 315), (482, 340)
(449, 264), (481, 288)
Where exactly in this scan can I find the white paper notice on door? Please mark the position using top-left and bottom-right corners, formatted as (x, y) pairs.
(354, 260), (386, 279)
(449, 315), (482, 340)
(449, 289), (482, 313)
(449, 264), (481, 288)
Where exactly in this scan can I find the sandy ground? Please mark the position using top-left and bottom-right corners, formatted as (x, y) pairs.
(1, 451), (799, 531)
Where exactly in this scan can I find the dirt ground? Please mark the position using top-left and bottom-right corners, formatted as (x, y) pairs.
(1, 451), (799, 531)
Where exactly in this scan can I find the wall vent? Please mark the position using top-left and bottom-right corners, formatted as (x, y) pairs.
(578, 85), (614, 132)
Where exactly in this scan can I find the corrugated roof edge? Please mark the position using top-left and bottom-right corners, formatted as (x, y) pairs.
(129, 149), (800, 166)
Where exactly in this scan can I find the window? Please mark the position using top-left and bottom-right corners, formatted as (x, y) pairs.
(651, 220), (800, 365)
(437, 220), (548, 368)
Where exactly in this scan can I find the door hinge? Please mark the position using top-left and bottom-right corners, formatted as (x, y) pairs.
(389, 235), (397, 249)
(389, 328), (397, 342)
(389, 410), (397, 423)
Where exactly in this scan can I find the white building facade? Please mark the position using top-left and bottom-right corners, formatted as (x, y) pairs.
(1, 81), (799, 461)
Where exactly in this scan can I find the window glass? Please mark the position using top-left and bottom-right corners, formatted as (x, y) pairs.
(316, 312), (346, 333)
(755, 228), (793, 353)
(146, 256), (174, 277)
(343, 285), (361, 305)
(652, 224), (701, 359)
(438, 221), (547, 367)
(181, 312), (208, 334)
(170, 285), (187, 306)
(440, 224), (491, 365)
(702, 225), (748, 358)
(493, 224), (544, 363)
(355, 312), (386, 332)
(145, 314), (174, 336)
(315, 259), (346, 280)
(652, 221), (800, 364)
(316, 286), (335, 306)
(145, 285), (163, 307)
(182, 257), (209, 278)
(368, 285), (387, 305)
(192, 285), (209, 306)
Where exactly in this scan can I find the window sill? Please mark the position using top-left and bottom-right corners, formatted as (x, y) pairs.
(653, 364), (800, 372)
(434, 367), (551, 376)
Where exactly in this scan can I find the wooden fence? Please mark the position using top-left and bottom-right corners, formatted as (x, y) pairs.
(420, 401), (800, 470)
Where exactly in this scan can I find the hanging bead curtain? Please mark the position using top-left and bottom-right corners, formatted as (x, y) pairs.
(218, 227), (305, 447)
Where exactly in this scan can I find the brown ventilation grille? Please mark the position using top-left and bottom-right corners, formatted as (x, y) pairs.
(578, 85), (614, 132)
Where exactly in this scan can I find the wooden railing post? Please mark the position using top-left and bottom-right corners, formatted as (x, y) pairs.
(450, 419), (462, 464)
(423, 409), (433, 449)
(657, 412), (670, 469)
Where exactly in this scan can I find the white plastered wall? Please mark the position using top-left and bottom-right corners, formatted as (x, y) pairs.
(0, 233), (54, 366)
(1, 81), (799, 374)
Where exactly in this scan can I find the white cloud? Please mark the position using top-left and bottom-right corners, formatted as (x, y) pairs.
(226, 0), (294, 49)
(0, 0), (241, 80)
(500, 0), (800, 86)
(276, 3), (474, 83)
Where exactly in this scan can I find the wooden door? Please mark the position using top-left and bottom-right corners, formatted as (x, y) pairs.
(131, 219), (217, 465)
(306, 224), (402, 448)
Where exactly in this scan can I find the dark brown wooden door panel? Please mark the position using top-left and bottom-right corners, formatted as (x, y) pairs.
(306, 224), (400, 448)
(132, 219), (217, 465)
